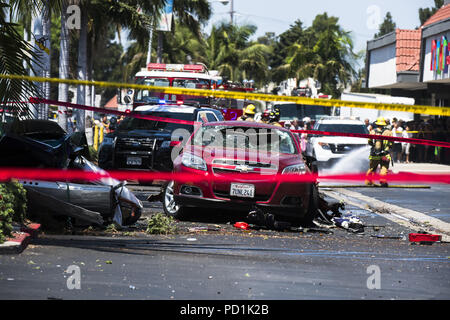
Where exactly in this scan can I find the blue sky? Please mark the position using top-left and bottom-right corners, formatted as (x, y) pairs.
(207, 0), (436, 62)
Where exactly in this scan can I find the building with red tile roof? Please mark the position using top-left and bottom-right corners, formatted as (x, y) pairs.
(104, 95), (118, 109)
(422, 2), (450, 27)
(395, 29), (421, 72)
(365, 0), (450, 110)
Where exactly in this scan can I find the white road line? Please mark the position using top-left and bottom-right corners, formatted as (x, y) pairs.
(320, 188), (450, 242)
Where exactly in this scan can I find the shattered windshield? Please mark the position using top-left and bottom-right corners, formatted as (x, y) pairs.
(193, 126), (297, 154)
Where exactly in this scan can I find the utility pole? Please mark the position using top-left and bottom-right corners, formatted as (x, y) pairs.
(146, 17), (154, 65)
(230, 0), (234, 24)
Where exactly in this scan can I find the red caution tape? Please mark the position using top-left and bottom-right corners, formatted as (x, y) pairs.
(292, 130), (450, 148)
(29, 97), (199, 126)
(28, 98), (450, 148)
(2, 168), (449, 184)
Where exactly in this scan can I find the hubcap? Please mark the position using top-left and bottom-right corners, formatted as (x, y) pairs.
(164, 181), (179, 215)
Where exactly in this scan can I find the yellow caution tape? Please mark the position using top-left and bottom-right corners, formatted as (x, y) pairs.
(1, 74), (449, 116)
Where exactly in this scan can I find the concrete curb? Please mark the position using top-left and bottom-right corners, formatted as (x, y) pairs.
(0, 224), (41, 254)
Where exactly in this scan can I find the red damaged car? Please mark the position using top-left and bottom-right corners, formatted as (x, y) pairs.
(162, 121), (319, 225)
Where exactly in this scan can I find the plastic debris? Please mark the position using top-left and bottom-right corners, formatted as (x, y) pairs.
(332, 216), (364, 233)
(188, 226), (221, 232)
(234, 222), (250, 230)
(409, 233), (442, 243)
(370, 235), (403, 240)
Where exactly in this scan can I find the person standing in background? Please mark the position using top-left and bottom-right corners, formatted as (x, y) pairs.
(401, 125), (412, 163)
(85, 115), (94, 146)
(392, 121), (403, 163)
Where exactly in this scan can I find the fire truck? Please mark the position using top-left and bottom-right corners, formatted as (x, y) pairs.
(118, 63), (253, 121)
(125, 63), (218, 109)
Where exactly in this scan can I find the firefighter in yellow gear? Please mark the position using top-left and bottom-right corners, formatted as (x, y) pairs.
(237, 104), (256, 122)
(365, 117), (393, 187)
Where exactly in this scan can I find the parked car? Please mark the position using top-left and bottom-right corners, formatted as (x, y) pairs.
(98, 102), (224, 173)
(163, 121), (319, 225)
(307, 118), (369, 169)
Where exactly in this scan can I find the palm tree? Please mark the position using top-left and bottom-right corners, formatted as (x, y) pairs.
(1, 0), (42, 121)
(200, 22), (270, 84)
(70, 0), (163, 131)
(162, 20), (203, 63)
(57, 0), (69, 130)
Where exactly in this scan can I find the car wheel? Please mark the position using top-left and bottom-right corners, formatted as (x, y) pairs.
(162, 180), (186, 220)
(299, 184), (319, 226)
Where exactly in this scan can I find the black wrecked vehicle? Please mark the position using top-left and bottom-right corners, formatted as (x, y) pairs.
(0, 119), (143, 226)
(98, 102), (224, 173)
(0, 119), (90, 168)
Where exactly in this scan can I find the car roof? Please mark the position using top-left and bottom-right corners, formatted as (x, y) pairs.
(134, 104), (215, 114)
(203, 120), (291, 131)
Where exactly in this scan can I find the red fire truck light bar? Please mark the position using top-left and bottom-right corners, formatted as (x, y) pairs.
(147, 63), (205, 73)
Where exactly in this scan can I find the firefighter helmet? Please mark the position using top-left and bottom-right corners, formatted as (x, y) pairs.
(244, 104), (256, 115)
(375, 117), (386, 126)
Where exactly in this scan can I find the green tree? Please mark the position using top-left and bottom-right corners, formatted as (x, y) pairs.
(374, 12), (396, 38)
(122, 0), (212, 79)
(419, 0), (444, 25)
(269, 20), (305, 83)
(284, 13), (359, 97)
(199, 22), (270, 85)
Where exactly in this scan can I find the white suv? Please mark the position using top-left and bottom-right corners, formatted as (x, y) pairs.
(308, 118), (369, 168)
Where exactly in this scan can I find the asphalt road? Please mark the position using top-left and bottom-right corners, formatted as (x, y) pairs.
(1, 188), (449, 300)
(350, 184), (450, 223)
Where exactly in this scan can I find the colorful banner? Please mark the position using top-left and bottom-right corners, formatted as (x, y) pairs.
(431, 36), (449, 74)
(156, 0), (174, 32)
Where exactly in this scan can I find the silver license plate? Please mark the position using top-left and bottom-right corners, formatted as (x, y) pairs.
(230, 183), (255, 198)
(127, 157), (142, 166)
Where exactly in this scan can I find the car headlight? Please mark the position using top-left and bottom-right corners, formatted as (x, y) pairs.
(181, 153), (207, 171)
(318, 142), (330, 150)
(282, 163), (306, 175)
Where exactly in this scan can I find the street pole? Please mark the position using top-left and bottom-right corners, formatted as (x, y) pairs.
(157, 31), (163, 63)
(146, 17), (154, 65)
(230, 0), (234, 24)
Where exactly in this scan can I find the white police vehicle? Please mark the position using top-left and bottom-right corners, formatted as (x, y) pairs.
(308, 117), (369, 168)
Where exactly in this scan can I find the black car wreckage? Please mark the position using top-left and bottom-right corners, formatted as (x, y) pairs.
(0, 119), (143, 226)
